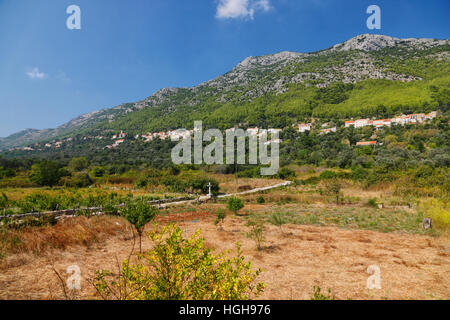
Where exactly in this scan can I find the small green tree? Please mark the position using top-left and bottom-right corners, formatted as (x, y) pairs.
(121, 200), (158, 253)
(323, 179), (343, 205)
(227, 197), (244, 216)
(256, 195), (265, 204)
(68, 157), (89, 172)
(214, 209), (226, 230)
(246, 219), (265, 250)
(93, 224), (264, 300)
(29, 161), (64, 187)
(269, 212), (287, 235)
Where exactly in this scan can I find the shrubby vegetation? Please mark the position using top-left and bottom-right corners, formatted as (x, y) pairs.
(93, 224), (264, 300)
(227, 197), (244, 215)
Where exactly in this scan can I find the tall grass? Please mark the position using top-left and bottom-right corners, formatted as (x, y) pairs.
(419, 199), (450, 231)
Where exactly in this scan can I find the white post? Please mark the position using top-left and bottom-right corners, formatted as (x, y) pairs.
(207, 182), (212, 197)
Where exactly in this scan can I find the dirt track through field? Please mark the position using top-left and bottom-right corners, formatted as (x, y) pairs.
(0, 212), (448, 300)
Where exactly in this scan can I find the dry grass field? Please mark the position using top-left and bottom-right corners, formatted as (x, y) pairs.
(0, 197), (449, 300)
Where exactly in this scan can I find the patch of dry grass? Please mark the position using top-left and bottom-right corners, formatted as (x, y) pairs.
(0, 216), (128, 269)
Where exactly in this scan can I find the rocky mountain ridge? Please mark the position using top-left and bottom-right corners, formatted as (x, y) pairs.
(1, 34), (448, 151)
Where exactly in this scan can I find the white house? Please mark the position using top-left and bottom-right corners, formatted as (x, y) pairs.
(354, 119), (372, 128)
(298, 123), (312, 133)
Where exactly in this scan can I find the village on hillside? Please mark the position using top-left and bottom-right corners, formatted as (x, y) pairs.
(16, 111), (440, 152)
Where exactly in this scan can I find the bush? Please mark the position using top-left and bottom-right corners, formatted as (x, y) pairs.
(367, 198), (378, 208)
(352, 166), (368, 181)
(0, 193), (8, 210)
(310, 286), (335, 300)
(68, 157), (89, 172)
(303, 177), (320, 185)
(93, 224), (264, 300)
(135, 177), (148, 189)
(91, 166), (106, 178)
(276, 167), (296, 180)
(227, 197), (244, 215)
(320, 170), (337, 180)
(70, 173), (94, 188)
(268, 212), (287, 234)
(214, 209), (226, 229)
(102, 203), (119, 216)
(246, 219), (265, 250)
(182, 175), (219, 195)
(29, 161), (65, 187)
(256, 195), (265, 204)
(321, 179), (343, 205)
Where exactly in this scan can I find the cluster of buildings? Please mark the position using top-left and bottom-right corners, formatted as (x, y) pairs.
(106, 131), (127, 149)
(296, 111), (439, 136)
(136, 127), (282, 144)
(137, 129), (191, 142)
(295, 111), (440, 146)
(344, 111), (438, 129)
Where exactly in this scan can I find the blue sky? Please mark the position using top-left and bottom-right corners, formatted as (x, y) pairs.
(0, 0), (449, 137)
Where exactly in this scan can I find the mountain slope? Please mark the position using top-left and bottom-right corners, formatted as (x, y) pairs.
(1, 34), (449, 151)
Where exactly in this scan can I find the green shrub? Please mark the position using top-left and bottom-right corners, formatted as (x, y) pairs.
(256, 195), (265, 204)
(310, 286), (335, 300)
(245, 219), (265, 250)
(214, 209), (226, 229)
(29, 161), (65, 187)
(0, 193), (8, 210)
(268, 212), (287, 234)
(135, 177), (148, 189)
(93, 224), (264, 300)
(73, 173), (94, 188)
(367, 198), (378, 208)
(68, 157), (89, 172)
(227, 197), (244, 215)
(303, 177), (320, 185)
(91, 166), (106, 178)
(102, 203), (119, 216)
(352, 166), (368, 181)
(320, 170), (337, 180)
(276, 167), (296, 180)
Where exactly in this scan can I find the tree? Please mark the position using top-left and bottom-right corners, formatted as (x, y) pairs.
(323, 179), (343, 205)
(246, 219), (265, 250)
(214, 209), (226, 230)
(68, 157), (89, 172)
(93, 224), (264, 300)
(29, 161), (64, 187)
(0, 192), (8, 211)
(91, 166), (106, 178)
(256, 195), (265, 204)
(227, 197), (244, 216)
(121, 200), (158, 253)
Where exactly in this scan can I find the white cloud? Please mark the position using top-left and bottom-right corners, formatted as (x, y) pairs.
(216, 0), (272, 20)
(26, 67), (47, 79)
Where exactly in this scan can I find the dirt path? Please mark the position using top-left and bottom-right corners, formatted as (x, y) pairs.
(159, 181), (292, 208)
(0, 212), (448, 300)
